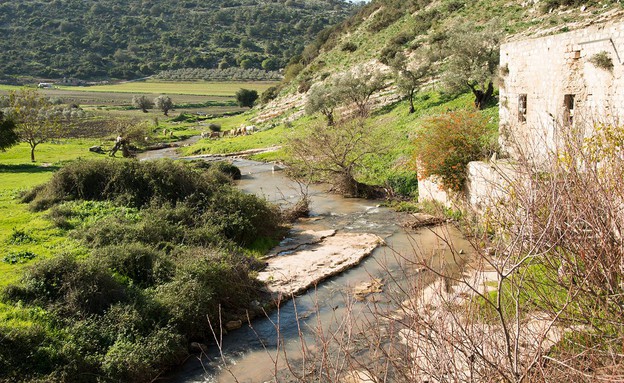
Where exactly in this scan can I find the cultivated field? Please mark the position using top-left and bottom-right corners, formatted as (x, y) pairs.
(59, 80), (278, 96)
(0, 81), (279, 115)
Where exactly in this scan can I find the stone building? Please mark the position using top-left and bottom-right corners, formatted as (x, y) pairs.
(419, 21), (624, 210)
(499, 22), (624, 162)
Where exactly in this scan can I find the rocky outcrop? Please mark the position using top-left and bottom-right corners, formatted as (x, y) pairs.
(258, 231), (384, 299)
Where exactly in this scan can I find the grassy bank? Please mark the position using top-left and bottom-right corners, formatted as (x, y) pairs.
(0, 156), (285, 383)
(183, 91), (498, 196)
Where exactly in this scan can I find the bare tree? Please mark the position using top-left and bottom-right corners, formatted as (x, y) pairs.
(287, 118), (391, 197)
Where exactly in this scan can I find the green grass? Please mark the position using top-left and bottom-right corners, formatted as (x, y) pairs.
(0, 84), (25, 91)
(182, 90), (497, 192)
(0, 141), (102, 289)
(60, 80), (279, 97)
(0, 140), (104, 165)
(183, 123), (291, 156)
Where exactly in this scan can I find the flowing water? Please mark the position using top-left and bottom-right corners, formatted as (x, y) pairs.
(138, 146), (473, 383)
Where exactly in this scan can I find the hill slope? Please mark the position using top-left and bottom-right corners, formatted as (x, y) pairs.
(255, 0), (624, 122)
(0, 0), (355, 81)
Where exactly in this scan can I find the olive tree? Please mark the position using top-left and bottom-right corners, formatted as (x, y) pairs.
(132, 95), (153, 113)
(333, 69), (388, 117)
(389, 51), (432, 114)
(443, 23), (501, 109)
(235, 88), (258, 108)
(154, 95), (174, 116)
(0, 111), (19, 151)
(305, 83), (339, 126)
(4, 89), (65, 162)
(287, 118), (391, 197)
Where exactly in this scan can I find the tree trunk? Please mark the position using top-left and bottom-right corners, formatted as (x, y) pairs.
(471, 81), (494, 110)
(30, 145), (36, 162)
(408, 89), (415, 114)
(324, 111), (334, 126)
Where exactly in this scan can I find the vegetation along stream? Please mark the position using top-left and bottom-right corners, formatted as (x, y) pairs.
(137, 145), (473, 382)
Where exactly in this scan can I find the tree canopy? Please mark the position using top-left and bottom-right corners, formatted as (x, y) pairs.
(235, 89), (259, 108)
(0, 0), (355, 80)
(3, 89), (67, 162)
(0, 111), (19, 152)
(154, 96), (174, 116)
(443, 23), (502, 109)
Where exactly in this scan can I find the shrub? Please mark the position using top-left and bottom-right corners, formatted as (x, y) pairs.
(102, 326), (186, 382)
(209, 161), (242, 180)
(367, 6), (403, 33)
(589, 51), (613, 71)
(0, 323), (61, 381)
(93, 243), (173, 288)
(7, 227), (34, 244)
(414, 109), (498, 191)
(298, 79), (312, 93)
(155, 248), (264, 339)
(341, 41), (358, 52)
(235, 88), (258, 108)
(391, 32), (412, 46)
(188, 160), (241, 180)
(4, 255), (127, 316)
(23, 159), (230, 210)
(2, 250), (37, 264)
(208, 123), (221, 132)
(385, 170), (419, 198)
(260, 85), (280, 104)
(203, 190), (284, 246)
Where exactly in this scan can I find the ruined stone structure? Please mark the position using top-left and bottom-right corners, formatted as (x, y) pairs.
(499, 22), (624, 162)
(420, 21), (624, 211)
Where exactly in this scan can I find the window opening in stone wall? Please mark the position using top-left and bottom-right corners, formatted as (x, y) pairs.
(518, 94), (527, 123)
(564, 94), (575, 126)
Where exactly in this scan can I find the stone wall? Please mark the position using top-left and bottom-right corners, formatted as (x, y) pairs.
(418, 160), (519, 214)
(499, 21), (624, 163)
(466, 160), (518, 214)
(417, 175), (452, 208)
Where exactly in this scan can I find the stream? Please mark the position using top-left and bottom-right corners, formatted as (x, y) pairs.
(138, 143), (473, 383)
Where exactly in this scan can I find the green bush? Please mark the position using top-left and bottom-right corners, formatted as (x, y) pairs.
(102, 326), (186, 382)
(4, 255), (127, 316)
(0, 323), (62, 381)
(386, 170), (419, 198)
(260, 85), (280, 104)
(23, 159), (230, 210)
(93, 243), (173, 288)
(208, 123), (221, 132)
(190, 160), (242, 180)
(341, 41), (358, 52)
(204, 190), (284, 246)
(2, 251), (37, 264)
(367, 6), (403, 33)
(2, 157), (285, 382)
(589, 51), (614, 71)
(414, 109), (498, 191)
(155, 248), (264, 339)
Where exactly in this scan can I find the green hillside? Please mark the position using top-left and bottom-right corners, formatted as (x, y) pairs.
(280, 0), (623, 94)
(0, 0), (356, 81)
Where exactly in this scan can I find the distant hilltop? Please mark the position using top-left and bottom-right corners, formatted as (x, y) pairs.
(0, 0), (356, 81)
